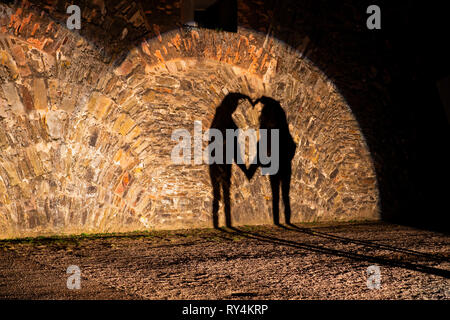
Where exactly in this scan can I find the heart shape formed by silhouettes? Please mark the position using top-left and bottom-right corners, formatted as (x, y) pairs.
(231, 97), (264, 168)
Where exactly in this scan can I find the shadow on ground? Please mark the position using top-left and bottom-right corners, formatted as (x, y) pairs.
(220, 224), (450, 279)
(0, 222), (449, 299)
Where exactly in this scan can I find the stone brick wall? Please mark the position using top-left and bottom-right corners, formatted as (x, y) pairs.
(0, 1), (379, 238)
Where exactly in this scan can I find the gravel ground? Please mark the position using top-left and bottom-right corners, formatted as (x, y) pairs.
(0, 222), (449, 300)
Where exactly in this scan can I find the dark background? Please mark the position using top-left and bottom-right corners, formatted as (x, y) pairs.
(232, 0), (450, 232)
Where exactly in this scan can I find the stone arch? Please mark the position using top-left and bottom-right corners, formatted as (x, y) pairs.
(0, 5), (378, 238)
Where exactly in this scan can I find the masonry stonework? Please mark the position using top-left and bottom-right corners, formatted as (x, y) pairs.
(0, 2), (379, 238)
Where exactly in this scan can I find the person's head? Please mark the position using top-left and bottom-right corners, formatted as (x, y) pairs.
(220, 92), (251, 112)
(254, 96), (280, 117)
(254, 96), (280, 109)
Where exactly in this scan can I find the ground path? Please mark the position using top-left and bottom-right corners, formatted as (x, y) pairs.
(0, 222), (449, 299)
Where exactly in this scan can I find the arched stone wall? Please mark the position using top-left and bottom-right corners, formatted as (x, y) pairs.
(0, 4), (378, 238)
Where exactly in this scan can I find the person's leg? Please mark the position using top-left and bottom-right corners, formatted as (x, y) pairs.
(270, 175), (281, 225)
(210, 165), (221, 228)
(281, 168), (292, 225)
(245, 163), (259, 180)
(223, 165), (232, 228)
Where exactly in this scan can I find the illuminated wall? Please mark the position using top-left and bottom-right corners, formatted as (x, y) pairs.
(0, 2), (379, 238)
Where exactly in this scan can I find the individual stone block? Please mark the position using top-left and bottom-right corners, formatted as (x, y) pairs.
(0, 50), (19, 78)
(45, 110), (66, 139)
(10, 45), (27, 66)
(126, 125), (142, 140)
(0, 161), (21, 186)
(60, 84), (80, 112)
(87, 92), (113, 120)
(25, 147), (45, 177)
(114, 171), (131, 197)
(18, 85), (34, 111)
(113, 114), (136, 136)
(2, 82), (25, 114)
(32, 78), (48, 110)
(113, 149), (137, 170)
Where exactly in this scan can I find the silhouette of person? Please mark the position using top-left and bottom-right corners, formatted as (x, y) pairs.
(246, 97), (296, 225)
(209, 92), (253, 228)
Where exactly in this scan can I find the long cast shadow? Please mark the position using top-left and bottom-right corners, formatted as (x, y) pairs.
(284, 223), (449, 263)
(219, 226), (450, 279)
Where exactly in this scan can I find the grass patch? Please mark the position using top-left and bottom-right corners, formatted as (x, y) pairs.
(0, 221), (381, 246)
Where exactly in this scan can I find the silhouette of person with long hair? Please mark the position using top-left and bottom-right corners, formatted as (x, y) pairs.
(209, 92), (253, 228)
(246, 96), (296, 225)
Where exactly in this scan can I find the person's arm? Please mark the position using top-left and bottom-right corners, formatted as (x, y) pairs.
(241, 138), (261, 180)
(245, 162), (259, 180)
(234, 135), (259, 180)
